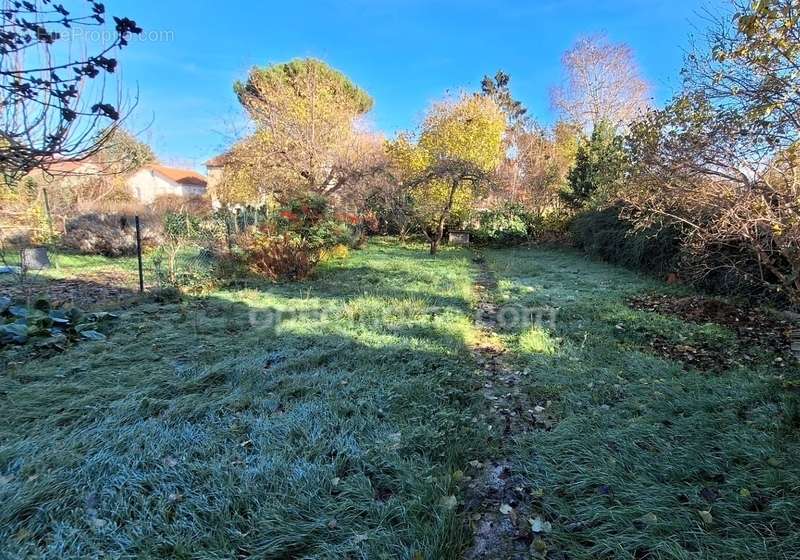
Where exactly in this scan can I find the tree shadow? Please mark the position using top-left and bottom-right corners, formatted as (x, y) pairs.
(0, 268), (485, 559)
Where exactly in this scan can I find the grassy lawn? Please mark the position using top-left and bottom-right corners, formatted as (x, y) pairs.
(0, 248), (204, 304)
(1, 240), (798, 559)
(484, 247), (799, 559)
(1, 240), (487, 559)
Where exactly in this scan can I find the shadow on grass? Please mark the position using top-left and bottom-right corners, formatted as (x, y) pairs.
(0, 249), (487, 560)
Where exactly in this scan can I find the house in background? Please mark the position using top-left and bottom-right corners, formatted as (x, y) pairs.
(205, 155), (228, 209)
(127, 164), (208, 203)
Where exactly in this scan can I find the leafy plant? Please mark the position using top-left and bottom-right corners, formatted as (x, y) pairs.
(0, 296), (117, 349)
(245, 232), (320, 281)
(470, 203), (534, 247)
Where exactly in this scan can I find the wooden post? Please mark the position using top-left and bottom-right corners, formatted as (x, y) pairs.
(41, 188), (54, 241)
(225, 212), (233, 254)
(135, 215), (144, 293)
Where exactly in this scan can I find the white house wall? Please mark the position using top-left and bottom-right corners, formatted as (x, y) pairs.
(127, 169), (205, 203)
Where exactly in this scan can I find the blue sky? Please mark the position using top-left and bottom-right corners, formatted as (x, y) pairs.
(107, 0), (725, 171)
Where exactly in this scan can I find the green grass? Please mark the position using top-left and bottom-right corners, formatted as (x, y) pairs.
(484, 247), (800, 559)
(0, 247), (204, 297)
(2, 240), (798, 559)
(0, 240), (488, 559)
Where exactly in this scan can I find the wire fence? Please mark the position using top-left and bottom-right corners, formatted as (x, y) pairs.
(0, 192), (266, 310)
(1, 219), (156, 310)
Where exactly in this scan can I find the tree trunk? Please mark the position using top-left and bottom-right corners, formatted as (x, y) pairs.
(430, 219), (446, 255)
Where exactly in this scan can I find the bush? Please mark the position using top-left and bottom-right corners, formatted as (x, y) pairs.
(470, 203), (535, 247)
(240, 194), (359, 281)
(61, 213), (164, 257)
(530, 207), (573, 244)
(470, 203), (574, 247)
(570, 206), (681, 277)
(245, 232), (319, 281)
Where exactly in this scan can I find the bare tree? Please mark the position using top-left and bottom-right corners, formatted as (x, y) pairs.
(624, 0), (800, 304)
(0, 1), (141, 184)
(551, 34), (651, 132)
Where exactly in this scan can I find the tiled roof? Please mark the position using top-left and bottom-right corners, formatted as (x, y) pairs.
(145, 164), (207, 187)
(205, 154), (229, 167)
(45, 160), (98, 173)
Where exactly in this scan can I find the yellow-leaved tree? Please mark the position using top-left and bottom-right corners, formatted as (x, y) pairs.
(231, 58), (381, 201)
(388, 94), (506, 254)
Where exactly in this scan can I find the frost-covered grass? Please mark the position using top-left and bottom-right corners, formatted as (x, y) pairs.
(3, 240), (797, 559)
(1, 240), (486, 559)
(485, 247), (800, 559)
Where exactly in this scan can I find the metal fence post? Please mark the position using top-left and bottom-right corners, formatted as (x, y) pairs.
(135, 215), (144, 293)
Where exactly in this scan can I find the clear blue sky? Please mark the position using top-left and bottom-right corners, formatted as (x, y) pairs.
(108, 0), (725, 171)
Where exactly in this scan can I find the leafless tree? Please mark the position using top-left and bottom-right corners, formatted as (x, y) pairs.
(624, 0), (800, 304)
(551, 34), (651, 133)
(0, 1), (141, 184)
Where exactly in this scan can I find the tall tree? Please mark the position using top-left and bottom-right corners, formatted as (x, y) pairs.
(491, 120), (581, 210)
(481, 70), (528, 130)
(0, 1), (142, 183)
(233, 58), (379, 199)
(560, 121), (626, 209)
(551, 35), (650, 133)
(389, 94), (506, 254)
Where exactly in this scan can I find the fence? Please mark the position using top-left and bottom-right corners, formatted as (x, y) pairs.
(2, 215), (157, 309)
(0, 185), (280, 310)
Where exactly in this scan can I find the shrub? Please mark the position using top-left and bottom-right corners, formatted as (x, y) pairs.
(150, 195), (212, 216)
(61, 213), (164, 257)
(239, 194), (360, 281)
(570, 206), (681, 277)
(320, 243), (350, 262)
(530, 207), (573, 244)
(245, 231), (319, 281)
(471, 203), (532, 247)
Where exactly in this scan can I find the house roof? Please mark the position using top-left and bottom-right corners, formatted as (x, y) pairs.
(145, 164), (207, 187)
(44, 160), (100, 174)
(205, 154), (230, 168)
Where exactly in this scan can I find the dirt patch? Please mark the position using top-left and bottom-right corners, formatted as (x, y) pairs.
(628, 293), (798, 371)
(1, 271), (139, 307)
(462, 254), (558, 559)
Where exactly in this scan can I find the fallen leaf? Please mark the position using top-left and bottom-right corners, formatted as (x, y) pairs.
(639, 512), (658, 524)
(529, 516), (552, 533)
(439, 495), (457, 510)
(698, 510), (713, 525)
(499, 503), (514, 515)
(700, 487), (720, 502)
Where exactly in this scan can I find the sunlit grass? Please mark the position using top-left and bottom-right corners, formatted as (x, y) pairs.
(518, 326), (556, 354)
(0, 239), (485, 560)
(484, 247), (800, 559)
